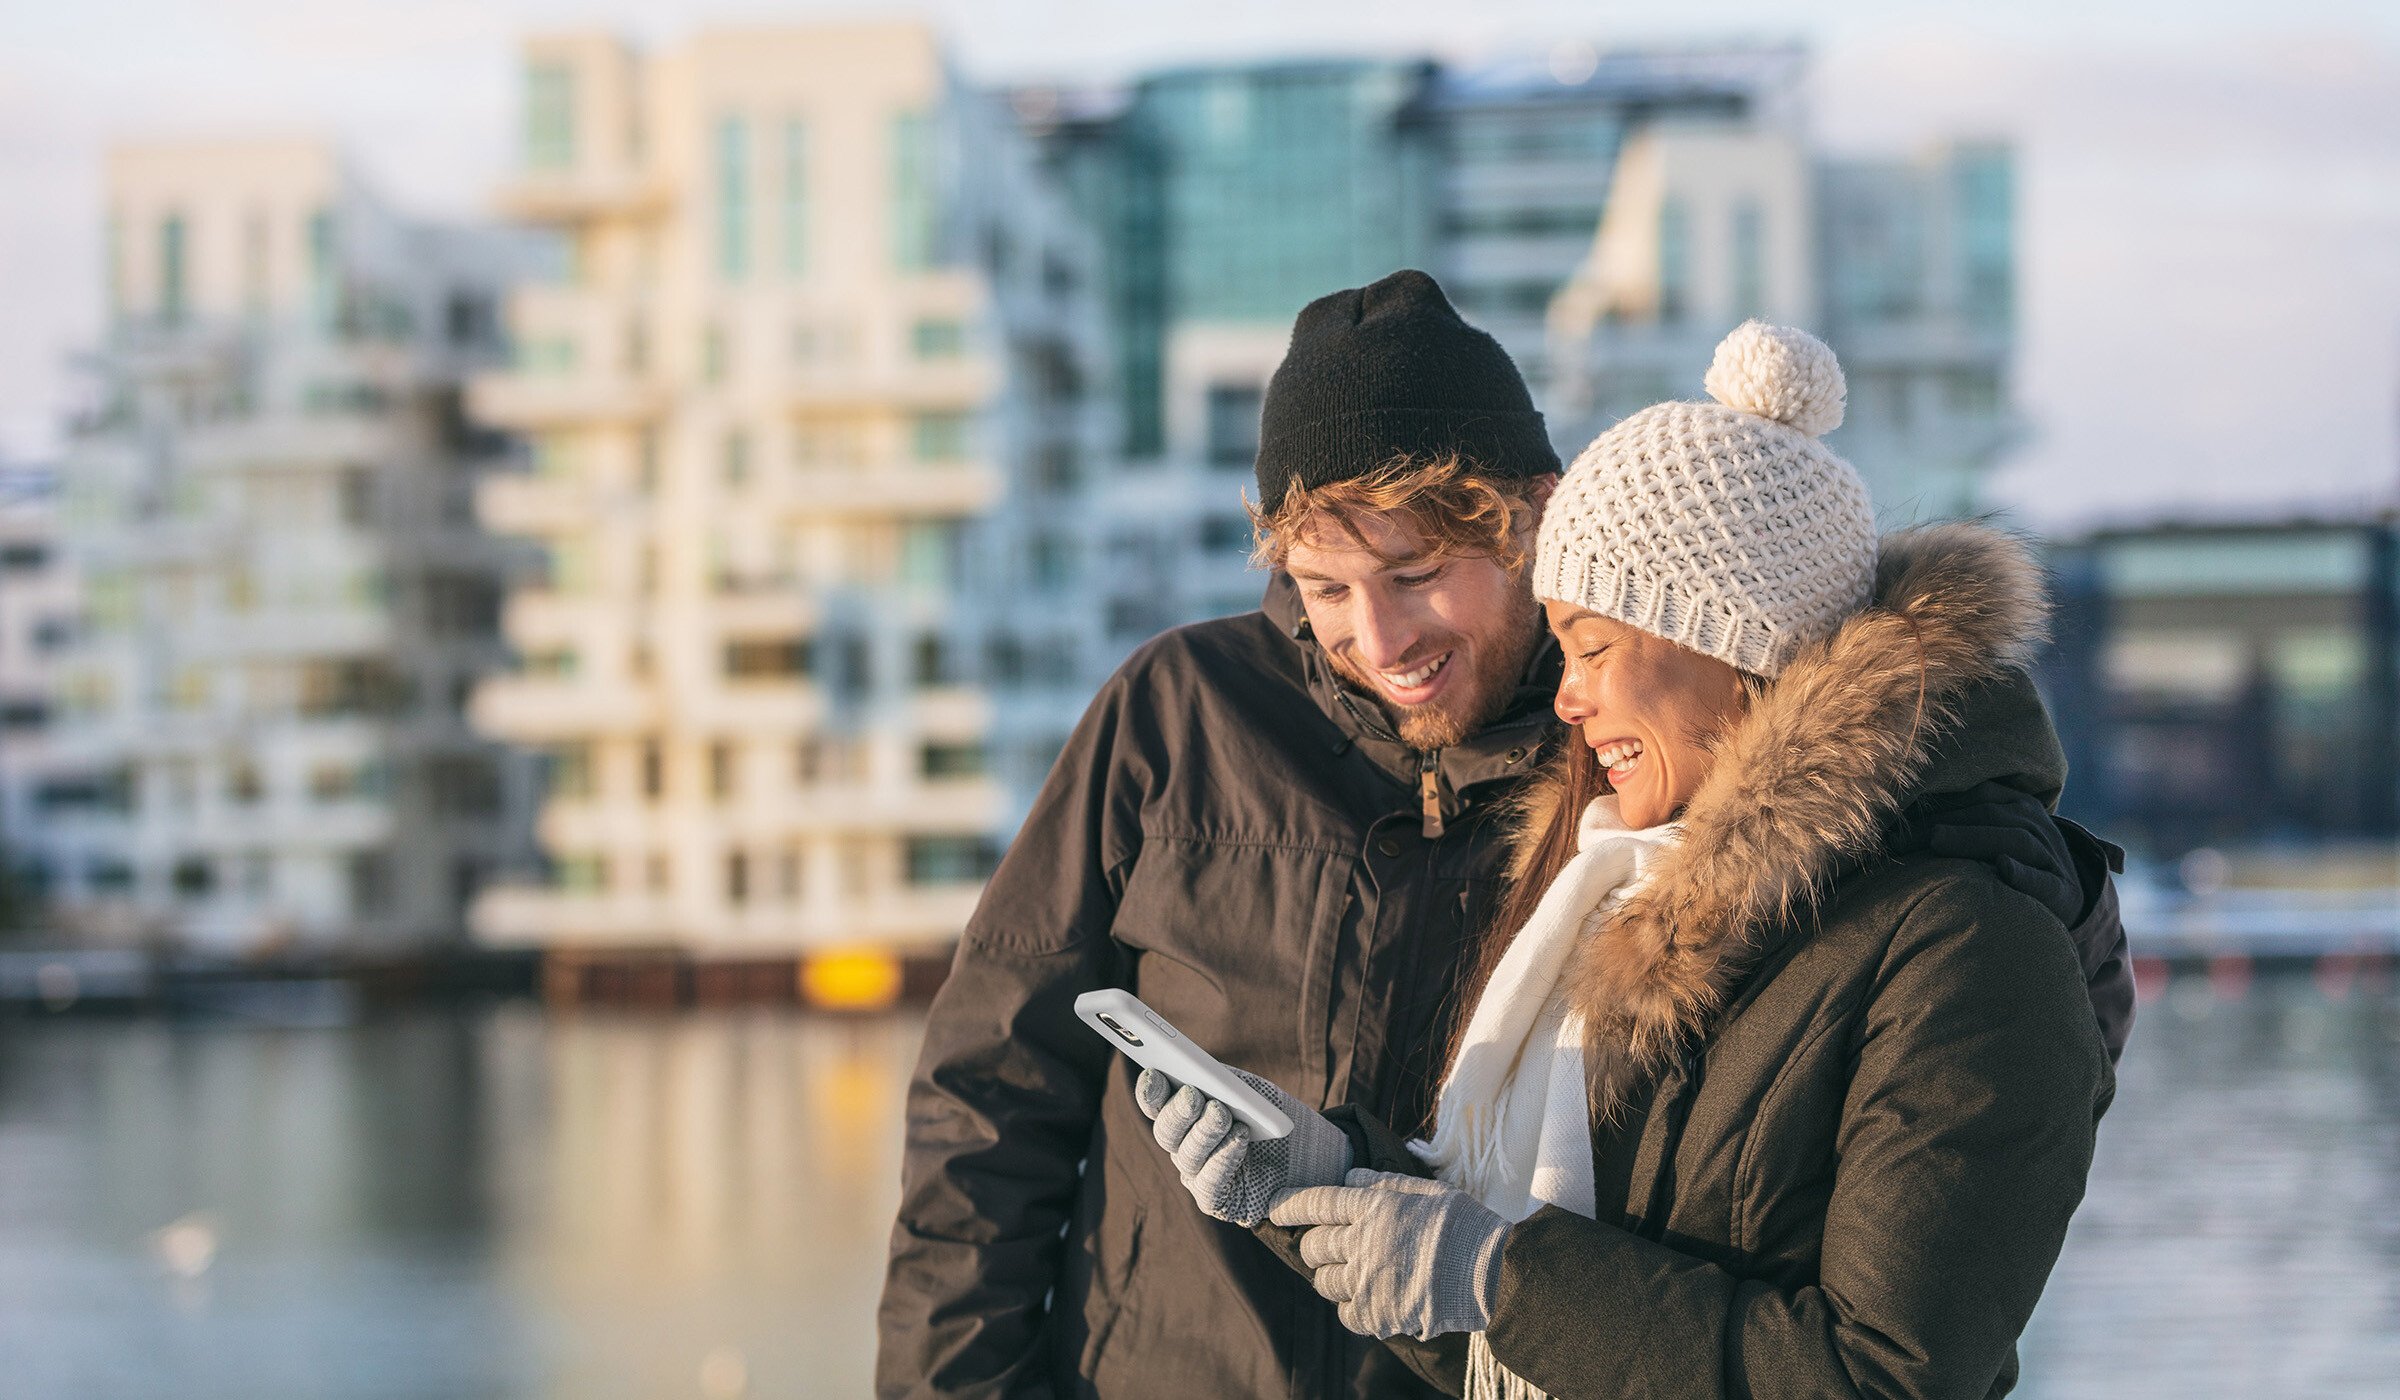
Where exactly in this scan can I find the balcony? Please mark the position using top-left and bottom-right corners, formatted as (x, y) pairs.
(782, 358), (1000, 411)
(470, 885), (678, 948)
(469, 370), (666, 430)
(185, 607), (396, 660)
(182, 415), (397, 470)
(472, 674), (656, 740)
(477, 472), (598, 534)
(494, 167), (672, 223)
(762, 462), (1004, 518)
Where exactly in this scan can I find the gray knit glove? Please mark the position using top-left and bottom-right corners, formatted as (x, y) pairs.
(1133, 1067), (1351, 1227)
(1267, 1169), (1511, 1341)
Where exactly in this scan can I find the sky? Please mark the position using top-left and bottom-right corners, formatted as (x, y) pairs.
(3, 0), (2398, 529)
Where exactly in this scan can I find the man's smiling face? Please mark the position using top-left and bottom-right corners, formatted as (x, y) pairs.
(1284, 508), (1545, 752)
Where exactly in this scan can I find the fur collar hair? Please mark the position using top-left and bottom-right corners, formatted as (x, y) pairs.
(1509, 522), (2054, 1121)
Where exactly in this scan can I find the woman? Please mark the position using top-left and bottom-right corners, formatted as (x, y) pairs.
(1137, 322), (2113, 1399)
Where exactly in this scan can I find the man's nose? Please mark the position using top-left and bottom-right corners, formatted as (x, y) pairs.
(1348, 591), (1418, 671)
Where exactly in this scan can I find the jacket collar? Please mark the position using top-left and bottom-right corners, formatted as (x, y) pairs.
(1505, 523), (2059, 1121)
(1262, 571), (1561, 828)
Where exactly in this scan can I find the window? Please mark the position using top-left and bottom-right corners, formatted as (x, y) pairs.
(900, 522), (959, 592)
(911, 318), (966, 358)
(702, 322), (729, 384)
(173, 856), (215, 897)
(905, 836), (998, 886)
(242, 210), (270, 317)
(912, 633), (953, 688)
(159, 213), (188, 325)
(715, 114), (750, 280)
(1028, 533), (1075, 590)
(920, 742), (988, 781)
(722, 429), (751, 487)
(710, 741), (736, 800)
(781, 118), (808, 276)
(796, 737), (867, 785)
(641, 737), (664, 799)
(777, 846), (802, 902)
(0, 542), (51, 572)
(348, 852), (395, 913)
(227, 759), (266, 805)
(910, 411), (970, 462)
(636, 428), (661, 494)
(1657, 198), (1691, 324)
(541, 743), (595, 800)
(1204, 383), (1263, 468)
(426, 755), (503, 816)
(547, 854), (604, 893)
(522, 646), (578, 678)
(725, 849), (750, 905)
(1198, 515), (1253, 555)
(1731, 200), (1766, 320)
(307, 209), (337, 330)
(309, 761), (388, 803)
(524, 62), (576, 170)
(723, 636), (812, 680)
(892, 111), (942, 271)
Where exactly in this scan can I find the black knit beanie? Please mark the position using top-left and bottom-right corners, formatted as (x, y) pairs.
(1253, 269), (1560, 508)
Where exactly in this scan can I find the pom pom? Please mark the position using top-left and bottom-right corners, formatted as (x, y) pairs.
(1702, 321), (1845, 437)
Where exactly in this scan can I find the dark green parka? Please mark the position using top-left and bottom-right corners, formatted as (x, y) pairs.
(1283, 525), (2117, 1400)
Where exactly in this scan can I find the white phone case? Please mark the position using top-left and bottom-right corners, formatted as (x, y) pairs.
(1074, 989), (1295, 1141)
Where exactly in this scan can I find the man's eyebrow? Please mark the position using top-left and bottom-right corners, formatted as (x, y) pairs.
(1287, 556), (1437, 584)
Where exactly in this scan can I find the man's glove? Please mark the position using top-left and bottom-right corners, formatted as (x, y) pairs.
(1134, 1067), (1351, 1226)
(1266, 1169), (1510, 1341)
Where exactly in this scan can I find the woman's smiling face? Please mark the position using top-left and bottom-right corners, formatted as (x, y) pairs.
(1543, 600), (1750, 829)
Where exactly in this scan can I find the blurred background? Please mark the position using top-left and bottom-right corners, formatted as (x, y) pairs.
(0, 2), (2394, 1396)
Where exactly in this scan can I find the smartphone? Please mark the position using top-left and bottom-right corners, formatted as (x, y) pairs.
(1074, 989), (1295, 1141)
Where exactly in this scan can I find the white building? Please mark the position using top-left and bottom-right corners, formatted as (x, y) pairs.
(46, 139), (541, 952)
(466, 23), (1112, 962)
(1548, 125), (2018, 521)
(0, 465), (80, 930)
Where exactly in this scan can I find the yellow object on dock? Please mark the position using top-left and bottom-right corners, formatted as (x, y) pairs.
(801, 950), (904, 1011)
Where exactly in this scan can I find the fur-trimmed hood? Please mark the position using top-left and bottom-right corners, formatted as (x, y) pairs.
(1513, 522), (2061, 1121)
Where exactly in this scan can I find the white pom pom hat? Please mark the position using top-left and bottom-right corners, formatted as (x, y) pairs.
(1531, 321), (1878, 678)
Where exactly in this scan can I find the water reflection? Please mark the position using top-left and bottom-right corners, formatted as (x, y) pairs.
(0, 972), (2392, 1397)
(0, 1007), (918, 1398)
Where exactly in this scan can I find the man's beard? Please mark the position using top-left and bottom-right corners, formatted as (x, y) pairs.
(1325, 596), (1546, 752)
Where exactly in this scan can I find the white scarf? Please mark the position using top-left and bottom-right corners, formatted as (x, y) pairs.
(1412, 796), (1679, 1400)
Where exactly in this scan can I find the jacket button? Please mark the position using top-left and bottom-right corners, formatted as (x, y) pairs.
(1376, 837), (1404, 857)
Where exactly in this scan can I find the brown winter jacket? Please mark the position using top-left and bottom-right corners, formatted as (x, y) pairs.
(1268, 524), (2118, 1400)
(880, 542), (2130, 1399)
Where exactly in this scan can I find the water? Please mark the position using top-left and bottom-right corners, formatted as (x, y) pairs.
(0, 972), (2392, 1398)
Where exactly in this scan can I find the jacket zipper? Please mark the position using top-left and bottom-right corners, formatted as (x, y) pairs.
(1418, 751), (1445, 840)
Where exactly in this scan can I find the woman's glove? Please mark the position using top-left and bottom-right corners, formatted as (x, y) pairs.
(1266, 1169), (1510, 1341)
(1133, 1067), (1351, 1226)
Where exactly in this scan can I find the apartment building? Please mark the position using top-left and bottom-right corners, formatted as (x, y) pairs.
(466, 24), (1111, 959)
(0, 465), (78, 931)
(45, 139), (539, 952)
(1017, 45), (1983, 665)
(1548, 131), (2018, 521)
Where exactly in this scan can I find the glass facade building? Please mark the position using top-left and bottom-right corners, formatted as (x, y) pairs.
(2044, 519), (2400, 853)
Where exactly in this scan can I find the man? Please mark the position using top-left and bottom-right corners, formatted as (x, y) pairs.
(876, 271), (2130, 1398)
